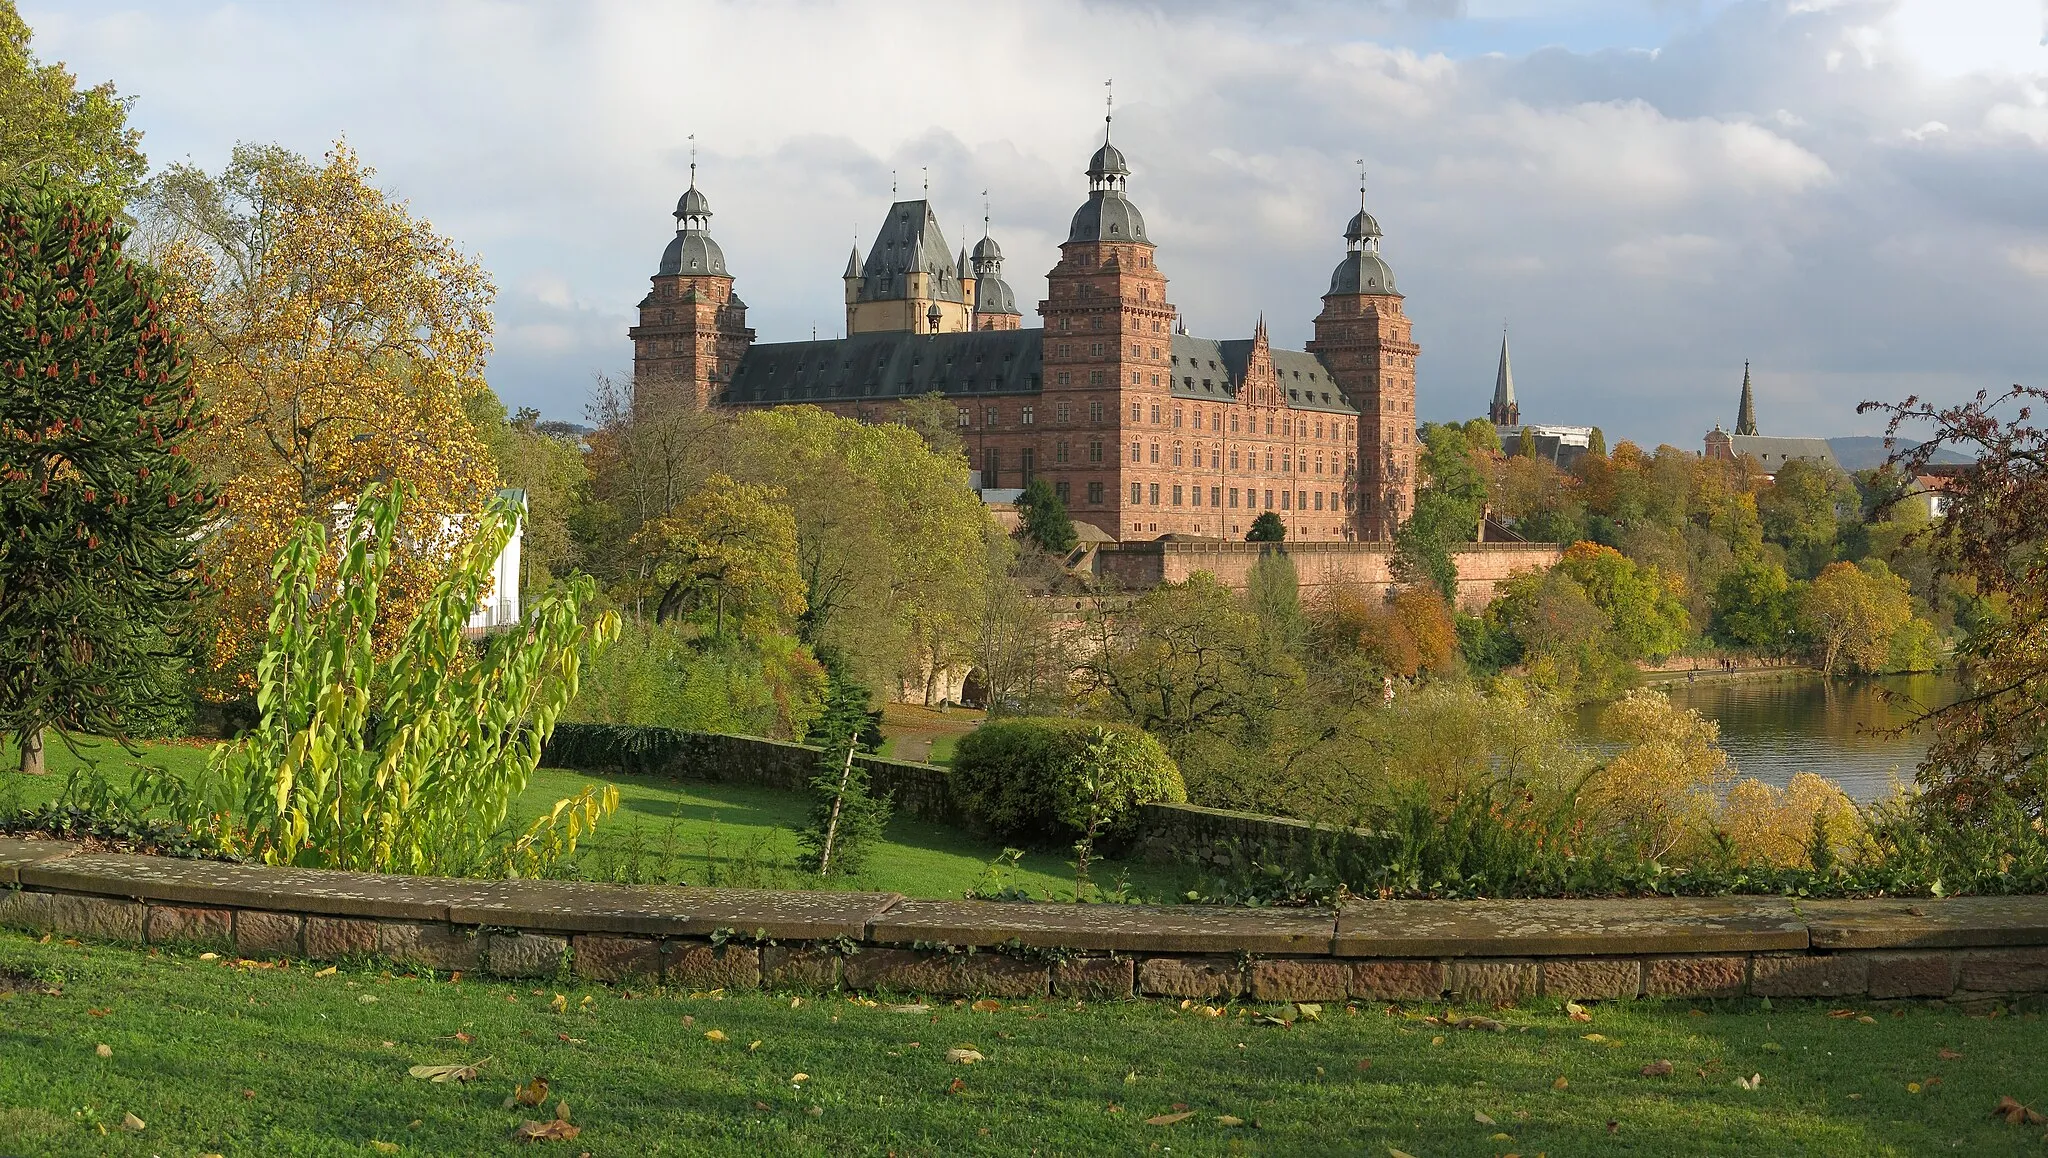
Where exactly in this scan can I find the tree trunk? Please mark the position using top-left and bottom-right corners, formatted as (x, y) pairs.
(17, 728), (46, 775)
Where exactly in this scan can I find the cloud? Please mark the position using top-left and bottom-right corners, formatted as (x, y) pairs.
(23, 0), (2048, 445)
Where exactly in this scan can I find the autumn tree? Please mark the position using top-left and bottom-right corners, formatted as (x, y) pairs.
(1800, 559), (1915, 676)
(1395, 421), (1488, 597)
(146, 142), (500, 685)
(634, 473), (804, 637)
(0, 3), (147, 200)
(1758, 456), (1856, 577)
(1710, 558), (1799, 649)
(1582, 689), (1732, 862)
(481, 403), (588, 598)
(1556, 540), (1690, 660)
(0, 188), (210, 772)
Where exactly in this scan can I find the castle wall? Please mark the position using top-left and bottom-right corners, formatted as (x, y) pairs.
(1095, 540), (1562, 611)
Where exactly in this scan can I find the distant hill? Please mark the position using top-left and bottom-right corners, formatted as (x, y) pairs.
(1826, 437), (1972, 472)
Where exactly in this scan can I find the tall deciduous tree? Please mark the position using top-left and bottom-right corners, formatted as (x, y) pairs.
(1800, 559), (1914, 676)
(0, 3), (147, 200)
(1395, 422), (1489, 598)
(146, 142), (500, 685)
(634, 473), (804, 638)
(0, 188), (210, 772)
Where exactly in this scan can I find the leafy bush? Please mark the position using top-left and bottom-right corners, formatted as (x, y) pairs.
(950, 717), (1185, 844)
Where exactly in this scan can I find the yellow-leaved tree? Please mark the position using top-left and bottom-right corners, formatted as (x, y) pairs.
(145, 141), (499, 687)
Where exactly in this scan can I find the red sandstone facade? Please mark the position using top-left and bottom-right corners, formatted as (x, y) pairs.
(628, 127), (1418, 544)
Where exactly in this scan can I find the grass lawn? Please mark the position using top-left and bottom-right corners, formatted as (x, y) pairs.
(3, 932), (2047, 1155)
(0, 737), (1190, 903)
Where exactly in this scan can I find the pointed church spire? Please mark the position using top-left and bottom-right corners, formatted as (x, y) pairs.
(1735, 362), (1758, 435)
(1489, 328), (1519, 427)
(843, 245), (861, 279)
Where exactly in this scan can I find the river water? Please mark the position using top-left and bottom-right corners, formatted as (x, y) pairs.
(1575, 673), (1962, 803)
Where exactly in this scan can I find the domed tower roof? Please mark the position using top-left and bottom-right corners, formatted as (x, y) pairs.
(659, 164), (728, 277)
(1068, 111), (1150, 244)
(970, 217), (1020, 318)
(971, 233), (1002, 262)
(1326, 176), (1397, 296)
(1088, 140), (1130, 182)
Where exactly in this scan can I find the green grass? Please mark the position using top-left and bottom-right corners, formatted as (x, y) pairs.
(2, 931), (2046, 1155)
(0, 738), (1189, 903)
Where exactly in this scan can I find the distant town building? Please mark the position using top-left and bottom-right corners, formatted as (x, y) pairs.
(1489, 331), (1595, 469)
(1703, 363), (1840, 476)
(626, 115), (1421, 544)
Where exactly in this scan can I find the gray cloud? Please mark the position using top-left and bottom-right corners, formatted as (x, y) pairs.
(25, 0), (2048, 445)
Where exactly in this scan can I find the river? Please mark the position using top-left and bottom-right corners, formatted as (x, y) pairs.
(1576, 672), (1962, 803)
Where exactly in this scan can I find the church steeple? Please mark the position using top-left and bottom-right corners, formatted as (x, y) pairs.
(1736, 361), (1758, 436)
(1489, 329), (1519, 427)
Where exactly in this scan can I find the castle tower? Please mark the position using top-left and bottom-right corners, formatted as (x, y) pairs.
(1489, 330), (1519, 427)
(1038, 107), (1175, 539)
(847, 200), (974, 334)
(1735, 361), (1758, 435)
(628, 167), (754, 412)
(969, 217), (1022, 331)
(1305, 177), (1418, 541)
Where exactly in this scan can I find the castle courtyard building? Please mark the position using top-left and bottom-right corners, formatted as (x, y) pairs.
(629, 122), (1420, 543)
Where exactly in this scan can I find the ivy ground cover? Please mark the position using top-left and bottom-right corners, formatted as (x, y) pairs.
(1, 931), (2046, 1155)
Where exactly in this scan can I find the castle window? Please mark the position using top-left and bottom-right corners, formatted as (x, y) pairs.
(1230, 449), (1240, 469)
(1316, 421), (1325, 439)
(671, 340), (684, 353)
(1091, 318), (1103, 331)
(1229, 488), (1240, 508)
(1088, 481), (1104, 504)
(1056, 401), (1071, 422)
(1282, 453), (1291, 472)
(1315, 453), (1323, 474)
(1265, 489), (1274, 509)
(1131, 483), (1142, 504)
(1210, 486), (1221, 506)
(1150, 404), (1161, 424)
(1171, 443), (1183, 466)
(1314, 492), (1324, 510)
(1060, 317), (1070, 331)
(1130, 402), (1142, 422)
(1193, 410), (1202, 430)
(1056, 372), (1071, 386)
(986, 406), (999, 427)
(1211, 447), (1221, 468)
(984, 448), (1000, 487)
(661, 309), (675, 323)
(1056, 481), (1071, 503)
(1191, 485), (1201, 506)
(1020, 448), (1034, 485)
(1266, 416), (1275, 435)
(1149, 442), (1159, 464)
(1265, 450), (1275, 470)
(1090, 400), (1104, 423)
(957, 407), (970, 427)
(1021, 406), (1034, 425)
(1281, 491), (1291, 510)
(1183, 377), (1192, 388)
(1299, 490), (1308, 511)
(1139, 288), (1149, 301)
(1090, 438), (1104, 463)
(1133, 371), (1141, 385)
(1173, 407), (1183, 429)
(1149, 483), (1160, 505)
(1172, 485), (1183, 505)
(1230, 414), (1240, 434)
(1090, 370), (1105, 386)
(1283, 418), (1292, 437)
(1130, 441), (1141, 462)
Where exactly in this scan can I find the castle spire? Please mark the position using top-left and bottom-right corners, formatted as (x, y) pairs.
(1736, 361), (1758, 436)
(1490, 328), (1519, 427)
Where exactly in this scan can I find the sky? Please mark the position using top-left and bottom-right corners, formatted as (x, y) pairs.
(22, 0), (2048, 446)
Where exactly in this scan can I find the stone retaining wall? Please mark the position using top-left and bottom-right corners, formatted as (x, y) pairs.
(4, 838), (2046, 1006)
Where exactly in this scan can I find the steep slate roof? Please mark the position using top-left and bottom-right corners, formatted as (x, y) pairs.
(1167, 335), (1359, 415)
(1726, 434), (1840, 472)
(723, 328), (1042, 405)
(854, 199), (966, 305)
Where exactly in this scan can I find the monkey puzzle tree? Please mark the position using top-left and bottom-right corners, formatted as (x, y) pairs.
(0, 186), (211, 773)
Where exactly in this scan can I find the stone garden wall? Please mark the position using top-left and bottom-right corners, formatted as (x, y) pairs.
(5, 837), (2046, 1006)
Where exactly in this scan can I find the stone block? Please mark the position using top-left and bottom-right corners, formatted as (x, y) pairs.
(666, 942), (761, 990)
(0, 838), (80, 885)
(46, 893), (145, 943)
(1053, 957), (1134, 1001)
(1644, 956), (1746, 998)
(1448, 960), (1536, 1004)
(1249, 959), (1351, 1002)
(485, 932), (570, 978)
(1136, 956), (1243, 1000)
(840, 948), (1048, 998)
(1957, 948), (2048, 995)
(1865, 952), (1956, 999)
(1335, 896), (1804, 957)
(872, 898), (1335, 954)
(1751, 954), (1868, 998)
(233, 910), (302, 958)
(568, 934), (663, 982)
(1541, 959), (1641, 1000)
(0, 888), (56, 932)
(762, 945), (842, 990)
(146, 905), (234, 949)
(379, 922), (481, 971)
(303, 916), (378, 959)
(1350, 960), (1446, 1002)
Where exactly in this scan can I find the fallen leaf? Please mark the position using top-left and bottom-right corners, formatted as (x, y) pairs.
(1827, 1009), (1859, 1019)
(1582, 1033), (1608, 1043)
(754, 1101), (771, 1111)
(507, 1076), (550, 1108)
(1607, 1120), (1620, 1134)
(550, 994), (568, 1014)
(1856, 1015), (1878, 1025)
(381, 1041), (396, 1049)
(1641, 1060), (1675, 1077)
(704, 1029), (728, 1042)
(1145, 1111), (1195, 1126)
(1295, 1003), (1322, 1022)
(1736, 1074), (1763, 1090)
(1452, 1016), (1506, 1032)
(1552, 1077), (1569, 1090)
(1475, 1110), (1497, 1125)
(409, 1059), (489, 1083)
(1565, 1001), (1592, 1023)
(1356, 1058), (1373, 1071)
(947, 1077), (966, 1094)
(94, 1044), (112, 1059)
(452, 1032), (474, 1045)
(1430, 1035), (1445, 1046)
(1907, 1082), (1922, 1094)
(1993, 1095), (2047, 1126)
(579, 995), (594, 1010)
(792, 1072), (809, 1083)
(1217, 1114), (1245, 1126)
(198, 951), (219, 961)
(1490, 1133), (1512, 1142)
(510, 1118), (582, 1142)
(947, 1048), (985, 1065)
(370, 1143), (399, 1154)
(89, 1007), (110, 1017)
(359, 994), (378, 1004)
(681, 1015), (693, 1027)
(120, 1112), (145, 1131)
(883, 1003), (931, 1014)
(314, 966), (337, 977)
(1389, 1149), (1418, 1158)
(1938, 1048), (1963, 1061)
(971, 999), (1000, 1012)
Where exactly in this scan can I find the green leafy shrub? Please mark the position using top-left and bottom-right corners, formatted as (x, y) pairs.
(950, 717), (1185, 844)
